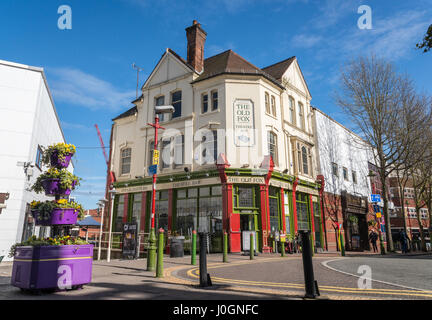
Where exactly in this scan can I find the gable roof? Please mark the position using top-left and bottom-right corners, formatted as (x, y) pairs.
(112, 106), (137, 121)
(261, 56), (296, 80)
(142, 48), (196, 89)
(191, 50), (285, 90)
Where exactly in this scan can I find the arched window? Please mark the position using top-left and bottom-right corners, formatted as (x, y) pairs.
(121, 148), (131, 175)
(301, 146), (308, 175)
(267, 131), (278, 165)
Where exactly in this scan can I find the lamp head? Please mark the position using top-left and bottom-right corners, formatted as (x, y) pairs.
(155, 105), (175, 114)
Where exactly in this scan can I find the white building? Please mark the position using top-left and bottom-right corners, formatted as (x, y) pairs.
(0, 59), (68, 261)
(108, 21), (322, 254)
(312, 107), (374, 251)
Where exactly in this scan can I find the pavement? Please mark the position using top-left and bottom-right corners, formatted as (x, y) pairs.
(1, 251), (432, 300)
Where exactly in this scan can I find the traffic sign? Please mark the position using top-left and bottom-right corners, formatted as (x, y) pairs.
(148, 164), (158, 175)
(152, 150), (160, 165)
(376, 211), (382, 218)
(370, 194), (381, 203)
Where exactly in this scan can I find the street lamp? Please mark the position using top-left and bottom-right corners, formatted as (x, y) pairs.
(107, 188), (116, 262)
(97, 198), (108, 261)
(147, 105), (174, 271)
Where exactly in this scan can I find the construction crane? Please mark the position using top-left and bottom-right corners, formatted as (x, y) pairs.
(95, 124), (115, 184)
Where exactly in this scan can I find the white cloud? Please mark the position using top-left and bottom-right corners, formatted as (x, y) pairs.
(292, 34), (323, 48)
(48, 67), (135, 112)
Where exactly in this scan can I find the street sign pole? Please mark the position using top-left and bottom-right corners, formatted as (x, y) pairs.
(147, 115), (165, 271)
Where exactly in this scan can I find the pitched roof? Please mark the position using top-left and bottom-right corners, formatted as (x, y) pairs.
(192, 50), (285, 89)
(112, 106), (137, 121)
(261, 56), (296, 80)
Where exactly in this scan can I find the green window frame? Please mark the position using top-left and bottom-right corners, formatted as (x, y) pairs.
(296, 192), (310, 231)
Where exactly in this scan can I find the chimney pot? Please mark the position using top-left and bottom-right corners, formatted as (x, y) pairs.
(186, 20), (207, 74)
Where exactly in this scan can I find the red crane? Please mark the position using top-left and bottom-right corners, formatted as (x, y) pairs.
(95, 124), (115, 184)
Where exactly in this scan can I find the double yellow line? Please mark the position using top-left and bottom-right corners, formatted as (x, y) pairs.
(185, 260), (432, 298)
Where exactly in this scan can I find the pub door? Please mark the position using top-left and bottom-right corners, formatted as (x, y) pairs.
(240, 214), (256, 251)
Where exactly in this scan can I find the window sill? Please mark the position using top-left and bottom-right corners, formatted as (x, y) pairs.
(200, 109), (220, 116)
(265, 112), (278, 120)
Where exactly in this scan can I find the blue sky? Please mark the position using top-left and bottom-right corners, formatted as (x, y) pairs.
(1, 0), (431, 209)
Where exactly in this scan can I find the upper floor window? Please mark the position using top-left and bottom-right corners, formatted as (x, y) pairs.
(352, 171), (357, 184)
(343, 167), (348, 181)
(302, 146), (309, 175)
(171, 90), (182, 119)
(298, 102), (305, 130)
(121, 148), (131, 175)
(289, 96), (295, 125)
(202, 93), (208, 114)
(201, 130), (218, 165)
(332, 163), (338, 177)
(211, 90), (218, 111)
(161, 139), (171, 169)
(155, 96), (166, 121)
(271, 95), (276, 117)
(148, 141), (155, 167)
(265, 92), (270, 114)
(174, 134), (185, 167)
(404, 188), (414, 199)
(267, 131), (278, 166)
(35, 145), (43, 170)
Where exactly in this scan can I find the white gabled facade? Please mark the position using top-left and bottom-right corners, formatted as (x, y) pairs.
(0, 59), (68, 260)
(312, 108), (372, 197)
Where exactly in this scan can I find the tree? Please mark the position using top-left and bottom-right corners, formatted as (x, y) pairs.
(335, 55), (427, 252)
(416, 24), (432, 53)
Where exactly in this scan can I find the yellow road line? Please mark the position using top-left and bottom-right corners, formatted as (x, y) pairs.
(186, 264), (432, 298)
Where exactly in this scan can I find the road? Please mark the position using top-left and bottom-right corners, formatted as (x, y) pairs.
(1, 252), (431, 300)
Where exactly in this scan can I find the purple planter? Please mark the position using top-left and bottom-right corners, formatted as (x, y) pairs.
(50, 152), (73, 169)
(33, 208), (78, 226)
(41, 179), (75, 196)
(11, 245), (93, 291)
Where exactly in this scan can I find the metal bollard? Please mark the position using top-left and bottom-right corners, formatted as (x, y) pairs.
(191, 230), (197, 265)
(199, 232), (212, 287)
(300, 230), (319, 298)
(250, 233), (254, 260)
(223, 232), (228, 263)
(156, 228), (164, 278)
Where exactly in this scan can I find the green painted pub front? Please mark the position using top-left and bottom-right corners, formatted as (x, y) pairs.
(111, 164), (324, 254)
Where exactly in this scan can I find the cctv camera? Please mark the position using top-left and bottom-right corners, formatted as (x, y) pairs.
(155, 105), (175, 114)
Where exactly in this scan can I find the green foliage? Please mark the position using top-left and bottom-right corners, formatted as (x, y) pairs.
(41, 143), (76, 165)
(417, 24), (432, 53)
(30, 199), (85, 221)
(9, 235), (88, 258)
(31, 168), (81, 194)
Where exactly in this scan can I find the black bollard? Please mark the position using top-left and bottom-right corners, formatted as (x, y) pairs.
(300, 230), (319, 298)
(199, 232), (212, 287)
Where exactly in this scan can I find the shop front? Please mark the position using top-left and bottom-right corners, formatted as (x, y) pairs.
(112, 167), (322, 255)
(341, 191), (369, 251)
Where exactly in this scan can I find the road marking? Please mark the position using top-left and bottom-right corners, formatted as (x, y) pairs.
(182, 259), (432, 298)
(321, 258), (431, 293)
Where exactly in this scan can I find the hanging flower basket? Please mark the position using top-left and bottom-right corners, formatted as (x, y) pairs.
(41, 143), (76, 169)
(32, 168), (80, 195)
(50, 151), (73, 169)
(32, 208), (78, 226)
(41, 178), (77, 196)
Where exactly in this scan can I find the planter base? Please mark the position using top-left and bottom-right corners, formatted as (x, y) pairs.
(11, 245), (93, 291)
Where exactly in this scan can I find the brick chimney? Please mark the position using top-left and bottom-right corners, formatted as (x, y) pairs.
(186, 20), (207, 74)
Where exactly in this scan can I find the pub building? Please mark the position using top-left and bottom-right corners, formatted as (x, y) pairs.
(106, 21), (323, 254)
